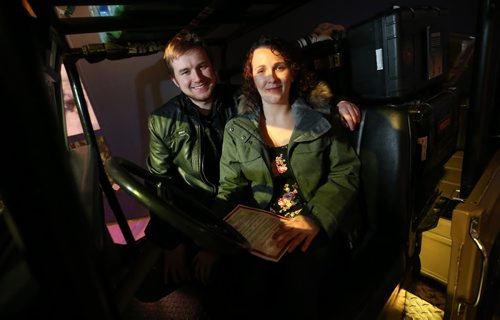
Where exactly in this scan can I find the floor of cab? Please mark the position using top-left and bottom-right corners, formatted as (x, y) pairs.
(395, 276), (446, 319)
(106, 215), (447, 319)
(383, 151), (464, 319)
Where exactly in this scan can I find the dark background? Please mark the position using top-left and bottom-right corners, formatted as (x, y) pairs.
(73, 0), (478, 167)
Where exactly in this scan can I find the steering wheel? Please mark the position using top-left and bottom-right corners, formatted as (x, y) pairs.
(105, 156), (250, 254)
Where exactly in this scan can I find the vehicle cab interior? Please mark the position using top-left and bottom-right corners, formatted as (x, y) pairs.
(0, 1), (499, 319)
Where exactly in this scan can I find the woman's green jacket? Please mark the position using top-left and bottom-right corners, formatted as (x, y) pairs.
(217, 98), (362, 244)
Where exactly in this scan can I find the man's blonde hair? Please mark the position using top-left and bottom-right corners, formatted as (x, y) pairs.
(163, 31), (212, 77)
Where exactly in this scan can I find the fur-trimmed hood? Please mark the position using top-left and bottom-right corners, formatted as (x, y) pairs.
(237, 81), (334, 115)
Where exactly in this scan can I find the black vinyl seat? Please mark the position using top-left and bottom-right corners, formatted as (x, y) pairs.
(329, 105), (417, 319)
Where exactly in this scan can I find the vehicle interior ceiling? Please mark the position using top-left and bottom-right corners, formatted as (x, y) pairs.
(2, 0), (499, 319)
(41, 1), (311, 59)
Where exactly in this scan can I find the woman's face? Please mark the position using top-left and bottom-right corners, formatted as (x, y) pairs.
(251, 47), (293, 107)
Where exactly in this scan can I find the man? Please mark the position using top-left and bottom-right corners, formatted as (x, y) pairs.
(145, 29), (360, 287)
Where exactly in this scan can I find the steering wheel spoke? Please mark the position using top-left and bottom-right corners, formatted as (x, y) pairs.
(105, 156), (250, 254)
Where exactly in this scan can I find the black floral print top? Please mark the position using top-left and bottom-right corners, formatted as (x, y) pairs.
(268, 145), (305, 218)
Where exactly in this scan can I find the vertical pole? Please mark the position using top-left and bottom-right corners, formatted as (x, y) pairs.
(460, 0), (500, 198)
(64, 59), (137, 250)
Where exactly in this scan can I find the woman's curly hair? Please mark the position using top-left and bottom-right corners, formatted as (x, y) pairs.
(241, 35), (318, 113)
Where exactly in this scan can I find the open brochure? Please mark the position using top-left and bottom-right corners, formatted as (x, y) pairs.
(223, 204), (290, 262)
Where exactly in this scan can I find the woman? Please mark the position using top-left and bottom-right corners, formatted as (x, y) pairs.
(215, 35), (362, 319)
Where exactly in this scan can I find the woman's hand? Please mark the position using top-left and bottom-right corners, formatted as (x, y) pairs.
(273, 215), (320, 253)
(163, 244), (191, 284)
(192, 250), (219, 285)
(337, 100), (361, 131)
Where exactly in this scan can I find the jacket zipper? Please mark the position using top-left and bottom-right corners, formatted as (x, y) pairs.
(197, 117), (217, 195)
(287, 144), (306, 200)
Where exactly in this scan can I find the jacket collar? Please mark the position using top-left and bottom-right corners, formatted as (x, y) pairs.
(180, 93), (202, 118)
(291, 99), (331, 143)
(236, 98), (331, 144)
(179, 85), (226, 120)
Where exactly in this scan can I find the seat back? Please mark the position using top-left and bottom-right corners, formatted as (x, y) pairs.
(333, 105), (416, 319)
(351, 105), (414, 245)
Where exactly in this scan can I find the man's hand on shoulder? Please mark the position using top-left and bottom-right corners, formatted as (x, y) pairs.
(337, 100), (361, 131)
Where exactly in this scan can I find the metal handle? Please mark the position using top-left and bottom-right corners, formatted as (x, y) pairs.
(469, 217), (488, 307)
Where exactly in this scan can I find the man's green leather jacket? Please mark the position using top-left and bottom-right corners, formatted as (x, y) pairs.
(147, 84), (238, 204)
